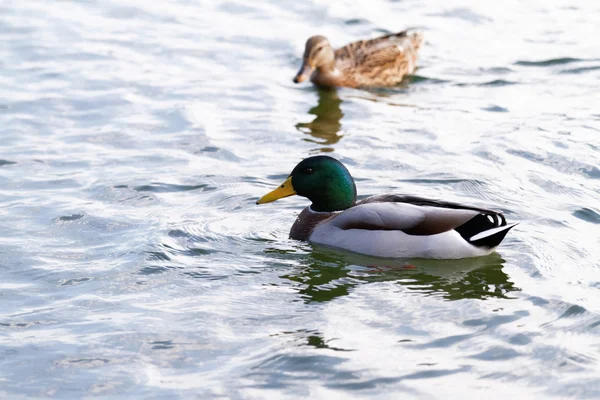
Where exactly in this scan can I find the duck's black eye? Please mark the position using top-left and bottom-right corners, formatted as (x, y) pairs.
(303, 167), (314, 174)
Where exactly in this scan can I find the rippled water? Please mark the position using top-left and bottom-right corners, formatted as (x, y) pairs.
(1, 0), (599, 398)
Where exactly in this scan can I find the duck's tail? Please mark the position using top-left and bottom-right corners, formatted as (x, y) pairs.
(408, 31), (424, 52)
(393, 28), (424, 51)
(469, 222), (518, 248)
(454, 212), (518, 249)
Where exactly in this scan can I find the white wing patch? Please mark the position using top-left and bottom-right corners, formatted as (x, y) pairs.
(470, 223), (519, 242)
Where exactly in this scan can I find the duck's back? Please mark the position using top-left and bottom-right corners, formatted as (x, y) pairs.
(333, 30), (423, 87)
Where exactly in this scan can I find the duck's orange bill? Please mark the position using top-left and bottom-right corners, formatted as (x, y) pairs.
(256, 177), (296, 204)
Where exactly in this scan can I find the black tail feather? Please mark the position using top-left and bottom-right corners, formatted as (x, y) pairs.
(469, 224), (517, 248)
(455, 213), (515, 248)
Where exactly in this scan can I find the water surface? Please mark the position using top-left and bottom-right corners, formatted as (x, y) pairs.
(1, 0), (600, 398)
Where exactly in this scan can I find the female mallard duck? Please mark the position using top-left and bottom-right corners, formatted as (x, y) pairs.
(293, 30), (423, 88)
(257, 156), (517, 259)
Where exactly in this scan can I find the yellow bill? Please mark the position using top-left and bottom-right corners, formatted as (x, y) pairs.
(256, 177), (296, 204)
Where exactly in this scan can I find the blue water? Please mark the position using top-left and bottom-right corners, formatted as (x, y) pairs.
(1, 0), (599, 398)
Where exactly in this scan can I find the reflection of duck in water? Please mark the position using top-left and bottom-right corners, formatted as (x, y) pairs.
(280, 248), (517, 303)
(296, 89), (343, 147)
(257, 156), (518, 259)
(293, 30), (423, 88)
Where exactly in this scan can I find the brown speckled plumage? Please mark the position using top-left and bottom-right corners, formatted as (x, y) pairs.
(294, 30), (424, 88)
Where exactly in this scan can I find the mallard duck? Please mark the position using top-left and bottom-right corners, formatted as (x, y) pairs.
(293, 30), (423, 88)
(256, 156), (518, 259)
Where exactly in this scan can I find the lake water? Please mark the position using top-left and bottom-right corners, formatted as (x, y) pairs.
(1, 0), (599, 398)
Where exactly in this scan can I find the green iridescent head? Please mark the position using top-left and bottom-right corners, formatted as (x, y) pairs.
(257, 155), (357, 212)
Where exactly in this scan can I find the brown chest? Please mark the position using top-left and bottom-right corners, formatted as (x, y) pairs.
(289, 207), (337, 241)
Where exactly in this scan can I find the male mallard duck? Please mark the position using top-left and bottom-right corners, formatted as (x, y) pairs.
(257, 156), (517, 259)
(293, 30), (423, 88)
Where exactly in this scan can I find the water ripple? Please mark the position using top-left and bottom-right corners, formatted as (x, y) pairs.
(1, 0), (599, 398)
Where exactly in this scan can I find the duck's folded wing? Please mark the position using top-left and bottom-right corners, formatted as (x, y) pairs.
(335, 31), (409, 61)
(359, 194), (505, 220)
(356, 46), (406, 72)
(332, 202), (481, 235)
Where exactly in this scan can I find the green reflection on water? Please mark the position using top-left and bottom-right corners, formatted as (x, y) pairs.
(273, 245), (518, 303)
(296, 88), (343, 152)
